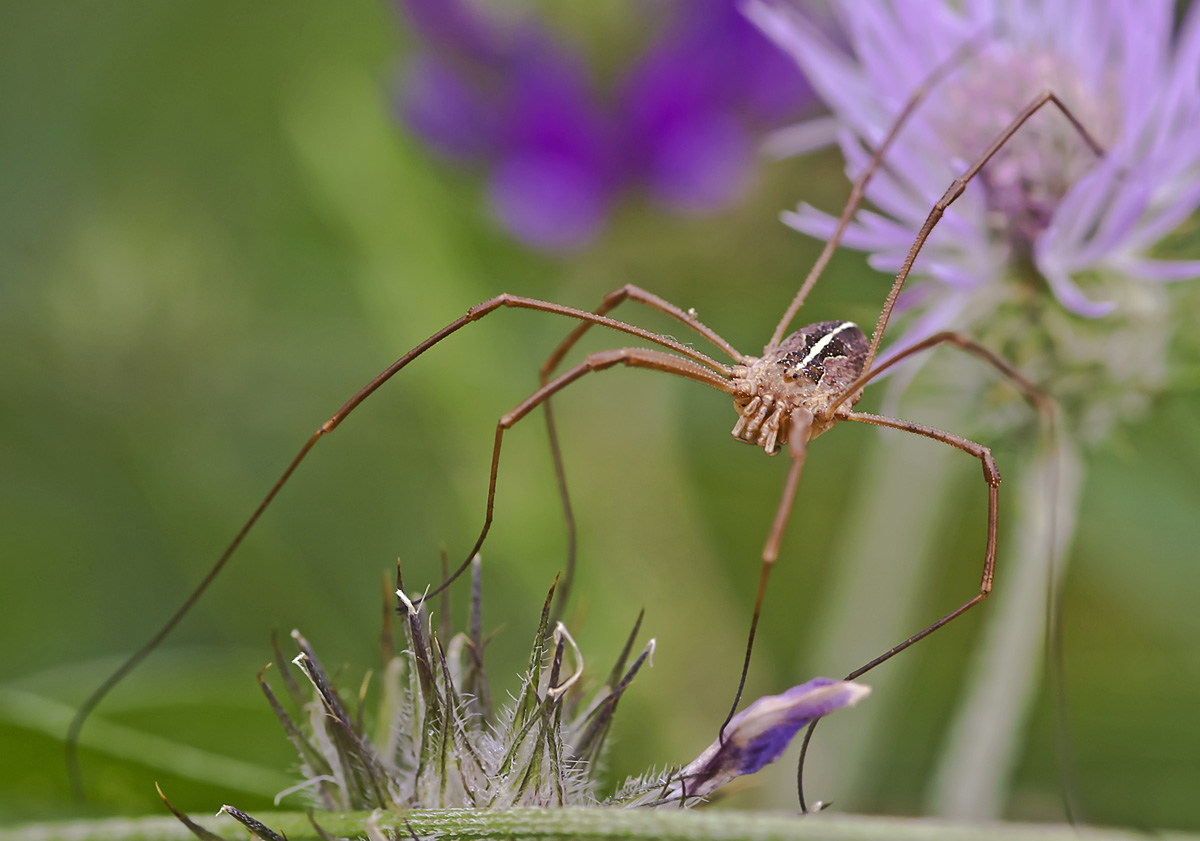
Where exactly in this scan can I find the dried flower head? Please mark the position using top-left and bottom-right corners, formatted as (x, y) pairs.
(257, 564), (661, 810)
(160, 560), (869, 835)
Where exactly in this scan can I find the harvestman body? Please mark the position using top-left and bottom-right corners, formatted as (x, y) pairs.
(732, 320), (868, 454)
(67, 39), (1104, 808)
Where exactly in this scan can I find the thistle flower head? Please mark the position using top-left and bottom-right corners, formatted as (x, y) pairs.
(161, 557), (870, 836)
(256, 565), (664, 810)
(750, 0), (1200, 441)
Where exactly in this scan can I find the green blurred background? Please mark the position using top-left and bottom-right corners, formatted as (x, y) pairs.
(2, 1), (1199, 829)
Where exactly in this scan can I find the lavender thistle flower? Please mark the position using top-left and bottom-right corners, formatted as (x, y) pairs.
(395, 0), (814, 250)
(750, 0), (1200, 441)
(745, 0), (1200, 818)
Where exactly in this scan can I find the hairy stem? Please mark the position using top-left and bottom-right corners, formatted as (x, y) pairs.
(0, 809), (1178, 841)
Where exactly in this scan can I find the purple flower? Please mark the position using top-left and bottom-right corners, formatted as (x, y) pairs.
(749, 0), (1200, 440)
(395, 0), (815, 250)
(733, 3), (1200, 818)
(675, 678), (870, 799)
(400, 53), (499, 161)
(618, 0), (814, 212)
(484, 35), (617, 251)
(750, 0), (1200, 329)
(396, 1), (616, 250)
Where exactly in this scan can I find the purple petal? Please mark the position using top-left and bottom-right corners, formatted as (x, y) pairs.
(1126, 175), (1200, 253)
(689, 0), (814, 123)
(761, 115), (840, 159)
(629, 0), (814, 126)
(617, 18), (769, 213)
(749, 0), (881, 142)
(1035, 259), (1117, 318)
(783, 202), (912, 253)
(395, 0), (503, 60)
(728, 11), (816, 123)
(1117, 257), (1200, 283)
(398, 53), (499, 160)
(482, 32), (617, 250)
(487, 154), (611, 251)
(1157, 0), (1200, 140)
(645, 110), (754, 211)
(497, 32), (612, 167)
(676, 678), (870, 799)
(1078, 179), (1151, 264)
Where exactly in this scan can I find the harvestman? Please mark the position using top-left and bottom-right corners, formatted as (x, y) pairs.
(66, 49), (1104, 804)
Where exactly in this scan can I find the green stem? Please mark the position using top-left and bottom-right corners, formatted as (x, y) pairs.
(928, 433), (1083, 817)
(1, 810), (1186, 841)
(0, 687), (293, 799)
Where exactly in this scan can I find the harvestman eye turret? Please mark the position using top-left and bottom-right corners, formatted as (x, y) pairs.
(66, 38), (1105, 808)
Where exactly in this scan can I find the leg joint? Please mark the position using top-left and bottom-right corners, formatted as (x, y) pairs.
(982, 450), (1001, 485)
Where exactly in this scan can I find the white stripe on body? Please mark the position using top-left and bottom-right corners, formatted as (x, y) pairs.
(798, 321), (858, 370)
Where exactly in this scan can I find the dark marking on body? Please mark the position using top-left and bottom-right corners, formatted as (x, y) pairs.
(777, 321), (868, 385)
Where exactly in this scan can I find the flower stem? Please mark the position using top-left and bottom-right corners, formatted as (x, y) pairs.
(928, 431), (1083, 818)
(0, 809), (1181, 841)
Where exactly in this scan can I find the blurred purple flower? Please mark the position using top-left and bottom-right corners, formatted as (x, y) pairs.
(485, 37), (617, 251)
(401, 53), (498, 161)
(395, 0), (816, 250)
(748, 0), (1200, 351)
(396, 1), (614, 250)
(618, 0), (814, 212)
(674, 678), (870, 799)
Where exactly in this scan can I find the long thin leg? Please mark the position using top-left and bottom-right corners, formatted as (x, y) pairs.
(419, 347), (735, 606)
(796, 331), (1057, 811)
(721, 407), (814, 735)
(541, 398), (578, 624)
(872, 341), (1080, 820)
(840, 330), (1055, 420)
(844, 411), (1001, 673)
(542, 284), (747, 376)
(797, 410), (1000, 812)
(539, 285), (748, 618)
(856, 91), (1105, 378)
(769, 29), (994, 346)
(66, 292), (733, 799)
(802, 88), (1099, 820)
